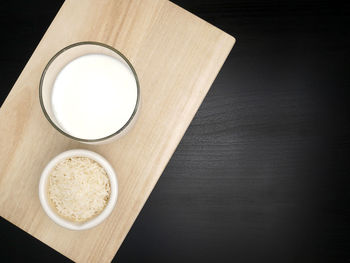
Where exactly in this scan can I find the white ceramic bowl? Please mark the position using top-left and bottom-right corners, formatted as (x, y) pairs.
(39, 149), (118, 230)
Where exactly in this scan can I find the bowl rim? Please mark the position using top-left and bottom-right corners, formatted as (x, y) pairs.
(39, 149), (118, 230)
(39, 41), (140, 143)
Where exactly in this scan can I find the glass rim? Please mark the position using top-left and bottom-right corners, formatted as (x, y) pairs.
(39, 41), (140, 143)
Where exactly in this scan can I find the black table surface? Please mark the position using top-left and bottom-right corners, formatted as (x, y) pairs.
(0, 0), (349, 262)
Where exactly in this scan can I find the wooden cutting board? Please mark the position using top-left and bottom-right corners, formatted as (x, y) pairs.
(0, 0), (234, 262)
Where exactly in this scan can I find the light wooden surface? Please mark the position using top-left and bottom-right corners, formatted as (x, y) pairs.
(0, 0), (234, 262)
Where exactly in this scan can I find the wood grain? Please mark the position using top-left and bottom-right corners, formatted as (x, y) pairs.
(0, 0), (234, 262)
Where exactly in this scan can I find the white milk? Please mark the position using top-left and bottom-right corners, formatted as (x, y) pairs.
(51, 54), (137, 140)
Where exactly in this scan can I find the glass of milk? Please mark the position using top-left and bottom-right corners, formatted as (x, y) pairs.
(39, 42), (140, 144)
